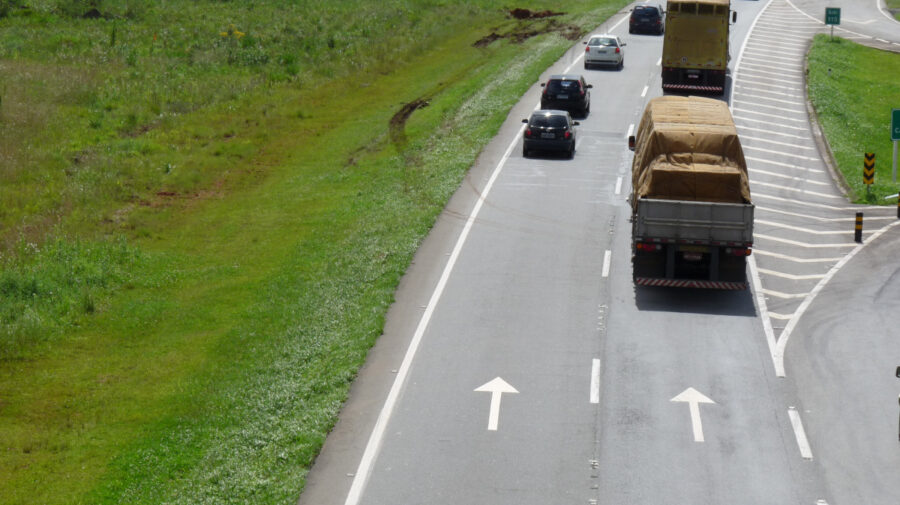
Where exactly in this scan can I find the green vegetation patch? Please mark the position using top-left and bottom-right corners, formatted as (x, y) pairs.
(0, 1), (629, 504)
(807, 34), (900, 203)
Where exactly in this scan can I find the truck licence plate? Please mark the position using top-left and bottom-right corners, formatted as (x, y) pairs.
(679, 245), (709, 253)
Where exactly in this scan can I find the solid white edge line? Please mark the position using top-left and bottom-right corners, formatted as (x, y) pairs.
(602, 250), (612, 277)
(343, 14), (636, 501)
(788, 407), (814, 459)
(590, 358), (601, 404)
(733, 0), (780, 376)
(343, 121), (526, 505)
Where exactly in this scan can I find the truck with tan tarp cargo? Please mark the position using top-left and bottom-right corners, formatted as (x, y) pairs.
(627, 96), (753, 289)
(661, 0), (735, 94)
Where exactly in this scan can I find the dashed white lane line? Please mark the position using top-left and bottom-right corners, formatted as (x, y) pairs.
(788, 407), (814, 459)
(626, 123), (634, 139)
(590, 358), (601, 404)
(602, 250), (612, 278)
(754, 233), (857, 248)
(615, 176), (623, 195)
(641, 85), (648, 97)
(756, 268), (826, 280)
(753, 249), (845, 263)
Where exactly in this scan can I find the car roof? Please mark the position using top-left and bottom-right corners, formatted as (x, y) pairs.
(548, 74), (584, 81)
(589, 34), (617, 39)
(633, 4), (660, 10)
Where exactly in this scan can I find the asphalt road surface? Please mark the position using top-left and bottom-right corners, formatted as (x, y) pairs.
(299, 1), (900, 504)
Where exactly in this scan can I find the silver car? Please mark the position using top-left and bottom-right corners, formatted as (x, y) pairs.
(584, 34), (625, 70)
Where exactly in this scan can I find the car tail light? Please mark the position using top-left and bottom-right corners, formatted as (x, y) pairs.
(525, 129), (532, 138)
(585, 46), (590, 53)
(564, 131), (571, 139)
(615, 47), (620, 54)
(725, 247), (752, 256)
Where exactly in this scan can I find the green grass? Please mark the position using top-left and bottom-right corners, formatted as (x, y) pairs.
(886, 0), (900, 21)
(0, 1), (629, 503)
(807, 34), (900, 203)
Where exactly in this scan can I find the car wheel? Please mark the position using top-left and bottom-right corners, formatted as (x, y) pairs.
(522, 146), (529, 158)
(629, 27), (634, 34)
(618, 60), (624, 70)
(584, 62), (589, 70)
(568, 147), (575, 159)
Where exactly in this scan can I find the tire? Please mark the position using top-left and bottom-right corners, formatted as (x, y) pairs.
(568, 147), (575, 159)
(522, 145), (529, 158)
(617, 60), (624, 70)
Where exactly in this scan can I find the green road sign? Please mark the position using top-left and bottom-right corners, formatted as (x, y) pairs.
(825, 7), (841, 25)
(893, 108), (900, 141)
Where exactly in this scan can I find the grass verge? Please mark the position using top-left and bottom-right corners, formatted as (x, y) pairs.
(0, 2), (628, 504)
(807, 34), (900, 203)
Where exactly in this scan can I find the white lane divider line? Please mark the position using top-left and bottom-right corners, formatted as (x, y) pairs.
(641, 85), (648, 97)
(590, 359), (601, 404)
(626, 123), (634, 140)
(788, 407), (814, 459)
(602, 250), (612, 278)
(615, 176), (623, 195)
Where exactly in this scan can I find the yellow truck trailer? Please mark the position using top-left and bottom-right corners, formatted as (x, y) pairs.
(661, 0), (736, 94)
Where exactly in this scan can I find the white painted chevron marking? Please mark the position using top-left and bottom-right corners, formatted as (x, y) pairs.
(757, 268), (825, 280)
(755, 205), (896, 221)
(754, 233), (856, 248)
(752, 181), (843, 200)
(752, 249), (844, 263)
(761, 288), (809, 299)
(742, 135), (816, 151)
(768, 312), (794, 320)
(754, 219), (864, 235)
(742, 145), (820, 161)
(749, 169), (828, 186)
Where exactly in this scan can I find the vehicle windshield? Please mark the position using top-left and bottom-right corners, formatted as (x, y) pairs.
(589, 37), (617, 47)
(546, 80), (581, 93)
(530, 115), (568, 128)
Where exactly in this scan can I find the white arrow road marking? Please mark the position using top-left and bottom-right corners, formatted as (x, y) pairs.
(671, 388), (716, 442)
(475, 377), (519, 431)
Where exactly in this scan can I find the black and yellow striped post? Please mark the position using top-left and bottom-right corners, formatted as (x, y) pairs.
(855, 212), (863, 243)
(864, 152), (875, 195)
(897, 194), (900, 219)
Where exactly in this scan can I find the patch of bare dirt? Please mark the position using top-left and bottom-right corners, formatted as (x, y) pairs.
(389, 98), (430, 148)
(473, 13), (582, 48)
(509, 8), (564, 19)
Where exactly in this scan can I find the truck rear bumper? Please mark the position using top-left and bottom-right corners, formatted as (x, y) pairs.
(634, 277), (748, 290)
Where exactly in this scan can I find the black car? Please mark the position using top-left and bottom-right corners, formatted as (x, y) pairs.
(521, 110), (579, 158)
(629, 4), (665, 35)
(540, 75), (592, 117)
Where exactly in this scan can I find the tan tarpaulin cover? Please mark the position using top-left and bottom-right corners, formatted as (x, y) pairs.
(632, 96), (750, 206)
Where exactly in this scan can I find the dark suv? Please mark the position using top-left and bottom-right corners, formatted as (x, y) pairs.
(521, 110), (579, 158)
(629, 4), (665, 35)
(539, 74), (592, 117)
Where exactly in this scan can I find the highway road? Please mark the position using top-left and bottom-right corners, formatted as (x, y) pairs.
(299, 1), (900, 504)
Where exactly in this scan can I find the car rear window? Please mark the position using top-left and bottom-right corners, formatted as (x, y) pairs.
(546, 80), (581, 93)
(589, 37), (617, 47)
(530, 115), (568, 128)
(633, 7), (659, 18)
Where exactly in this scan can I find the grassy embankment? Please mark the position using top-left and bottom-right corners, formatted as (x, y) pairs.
(886, 0), (900, 21)
(806, 34), (900, 203)
(0, 1), (627, 504)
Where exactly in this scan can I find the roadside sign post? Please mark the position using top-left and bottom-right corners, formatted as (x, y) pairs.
(892, 108), (899, 182)
(825, 8), (840, 39)
(864, 152), (875, 196)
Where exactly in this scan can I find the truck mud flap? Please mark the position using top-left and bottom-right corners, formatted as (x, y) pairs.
(634, 277), (748, 290)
